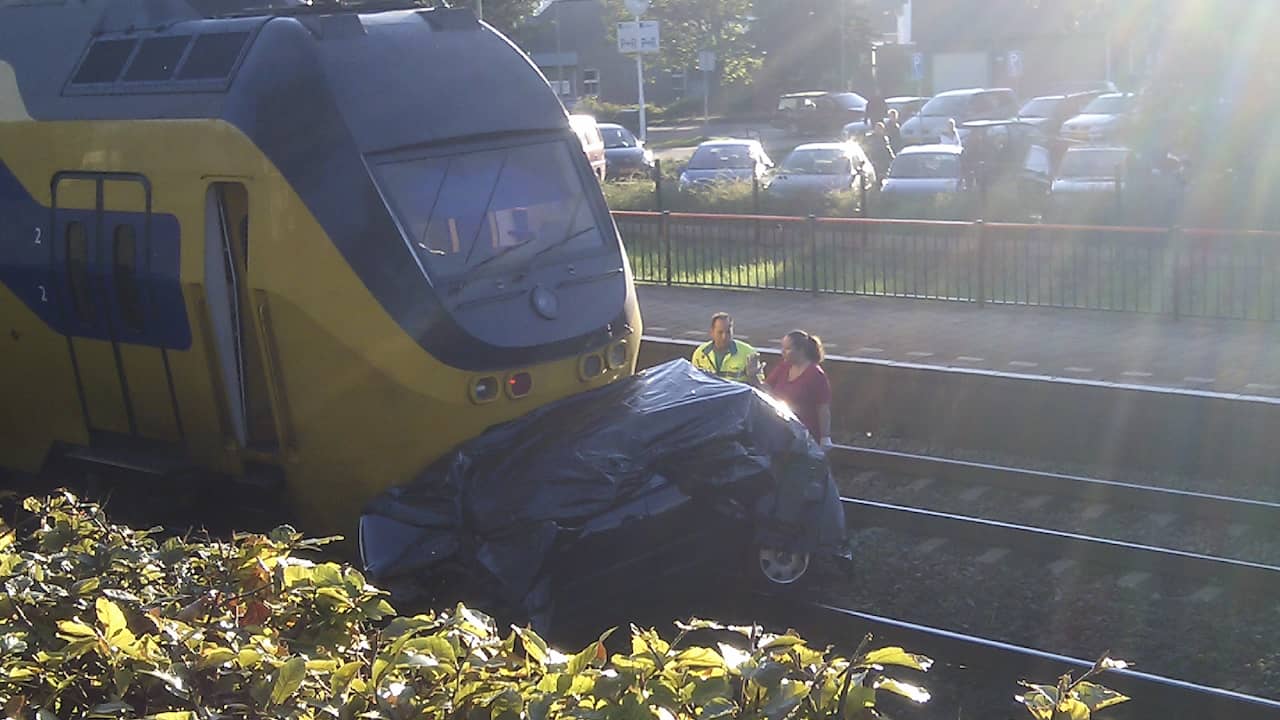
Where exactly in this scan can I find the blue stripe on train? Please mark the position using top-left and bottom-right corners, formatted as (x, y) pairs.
(0, 161), (191, 350)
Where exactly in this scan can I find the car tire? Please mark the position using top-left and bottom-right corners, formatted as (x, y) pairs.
(755, 546), (811, 586)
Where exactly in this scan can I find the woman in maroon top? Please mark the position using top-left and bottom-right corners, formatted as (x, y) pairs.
(765, 330), (833, 448)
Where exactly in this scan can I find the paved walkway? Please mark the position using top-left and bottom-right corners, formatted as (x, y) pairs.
(637, 285), (1280, 397)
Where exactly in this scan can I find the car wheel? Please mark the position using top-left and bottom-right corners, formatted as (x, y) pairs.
(756, 547), (810, 585)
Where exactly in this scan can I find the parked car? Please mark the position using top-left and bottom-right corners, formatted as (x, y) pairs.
(765, 142), (876, 202)
(773, 90), (868, 137)
(876, 144), (966, 218)
(899, 88), (1020, 146)
(597, 122), (654, 179)
(1047, 146), (1129, 223)
(678, 139), (773, 191)
(842, 95), (929, 139)
(569, 114), (607, 183)
(1060, 92), (1137, 145)
(1016, 91), (1102, 135)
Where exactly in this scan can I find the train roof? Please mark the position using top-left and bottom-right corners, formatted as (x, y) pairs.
(0, 0), (566, 153)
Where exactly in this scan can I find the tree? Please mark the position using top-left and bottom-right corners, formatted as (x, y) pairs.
(470, 0), (541, 37)
(752, 0), (874, 95)
(600, 0), (759, 84)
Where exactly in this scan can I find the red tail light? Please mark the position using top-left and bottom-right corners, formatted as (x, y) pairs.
(506, 372), (533, 398)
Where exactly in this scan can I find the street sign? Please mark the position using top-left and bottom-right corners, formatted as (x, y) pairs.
(1007, 50), (1023, 78)
(911, 52), (925, 81)
(698, 50), (716, 72)
(623, 0), (649, 17)
(617, 20), (659, 54)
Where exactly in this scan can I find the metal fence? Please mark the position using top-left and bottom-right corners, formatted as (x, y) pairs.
(614, 211), (1280, 321)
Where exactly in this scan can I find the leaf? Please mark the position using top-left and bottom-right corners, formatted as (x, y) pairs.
(372, 657), (390, 686)
(331, 661), (363, 694)
(758, 633), (805, 651)
(858, 647), (933, 672)
(56, 620), (96, 639)
(238, 648), (263, 669)
(71, 577), (101, 595)
(197, 647), (237, 670)
(718, 643), (752, 671)
(761, 679), (809, 720)
(1054, 697), (1092, 720)
(675, 646), (726, 670)
(876, 677), (931, 704)
(95, 598), (128, 640)
(842, 686), (876, 719)
(514, 626), (550, 665)
(1073, 681), (1130, 712)
(568, 628), (615, 675)
(270, 656), (307, 706)
(148, 713), (195, 720)
(701, 696), (738, 720)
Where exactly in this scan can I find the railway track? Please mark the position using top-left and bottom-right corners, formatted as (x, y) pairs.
(752, 597), (1280, 720)
(829, 444), (1280, 566)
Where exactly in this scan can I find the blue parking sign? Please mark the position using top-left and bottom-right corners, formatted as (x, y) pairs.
(911, 52), (925, 81)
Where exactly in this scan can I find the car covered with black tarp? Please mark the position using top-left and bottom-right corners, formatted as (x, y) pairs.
(359, 359), (847, 630)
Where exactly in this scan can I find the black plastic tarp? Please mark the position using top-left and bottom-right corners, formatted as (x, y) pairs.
(359, 358), (846, 626)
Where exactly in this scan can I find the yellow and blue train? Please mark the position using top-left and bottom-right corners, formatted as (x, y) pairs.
(0, 0), (641, 535)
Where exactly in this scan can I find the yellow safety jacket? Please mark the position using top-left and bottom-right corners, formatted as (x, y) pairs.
(692, 340), (763, 385)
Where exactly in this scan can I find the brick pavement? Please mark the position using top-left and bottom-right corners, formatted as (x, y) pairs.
(637, 285), (1280, 397)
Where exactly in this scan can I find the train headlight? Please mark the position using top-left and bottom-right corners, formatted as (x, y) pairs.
(506, 371), (533, 398)
(579, 354), (605, 380)
(607, 340), (629, 369)
(470, 376), (500, 404)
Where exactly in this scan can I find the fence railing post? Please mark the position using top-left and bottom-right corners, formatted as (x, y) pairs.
(808, 214), (819, 296)
(661, 210), (672, 287)
(653, 158), (663, 213)
(975, 219), (986, 308)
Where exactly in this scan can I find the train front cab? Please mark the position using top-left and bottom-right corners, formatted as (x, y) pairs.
(0, 5), (642, 537)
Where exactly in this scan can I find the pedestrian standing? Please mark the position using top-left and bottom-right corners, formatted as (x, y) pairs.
(939, 118), (963, 147)
(765, 330), (832, 448)
(885, 108), (903, 153)
(692, 312), (764, 386)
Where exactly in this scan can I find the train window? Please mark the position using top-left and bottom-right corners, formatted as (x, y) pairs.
(123, 36), (191, 82)
(71, 39), (137, 85)
(65, 221), (94, 324)
(113, 225), (144, 332)
(178, 32), (250, 80)
(374, 140), (605, 280)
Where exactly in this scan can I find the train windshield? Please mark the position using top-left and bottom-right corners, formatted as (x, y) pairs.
(374, 139), (604, 280)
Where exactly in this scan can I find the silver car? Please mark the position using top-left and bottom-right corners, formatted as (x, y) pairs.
(766, 142), (875, 200)
(1047, 146), (1128, 222)
(678, 139), (773, 191)
(1060, 93), (1136, 145)
(899, 88), (1019, 146)
(877, 144), (966, 219)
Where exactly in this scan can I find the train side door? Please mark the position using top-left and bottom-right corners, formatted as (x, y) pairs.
(204, 182), (279, 452)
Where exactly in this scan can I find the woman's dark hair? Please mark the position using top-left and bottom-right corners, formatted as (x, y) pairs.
(785, 330), (824, 364)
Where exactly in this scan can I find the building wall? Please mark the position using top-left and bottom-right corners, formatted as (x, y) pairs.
(513, 0), (689, 108)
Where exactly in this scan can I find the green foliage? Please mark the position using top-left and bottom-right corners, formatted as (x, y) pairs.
(601, 0), (759, 85)
(1016, 654), (1131, 720)
(474, 0), (542, 38)
(603, 176), (864, 217)
(0, 492), (936, 720)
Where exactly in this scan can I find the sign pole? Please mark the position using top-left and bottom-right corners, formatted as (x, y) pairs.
(703, 66), (709, 125)
(636, 40), (646, 141)
(624, 0), (651, 141)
